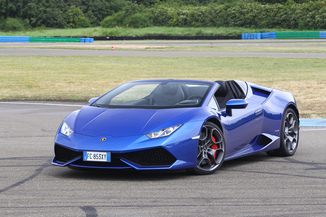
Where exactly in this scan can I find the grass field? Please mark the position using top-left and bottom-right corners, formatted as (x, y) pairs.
(1, 55), (325, 118)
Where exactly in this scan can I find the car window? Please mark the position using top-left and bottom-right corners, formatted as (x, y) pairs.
(208, 97), (219, 110)
(110, 84), (158, 105)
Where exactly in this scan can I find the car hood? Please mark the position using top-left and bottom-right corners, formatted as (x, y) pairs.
(74, 106), (196, 137)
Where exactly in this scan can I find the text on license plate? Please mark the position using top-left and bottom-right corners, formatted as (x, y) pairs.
(83, 151), (111, 162)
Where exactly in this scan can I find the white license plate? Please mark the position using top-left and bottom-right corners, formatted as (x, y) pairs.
(83, 151), (111, 162)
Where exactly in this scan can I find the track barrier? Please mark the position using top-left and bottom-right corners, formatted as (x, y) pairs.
(261, 32), (276, 39)
(243, 31), (326, 40)
(242, 33), (262, 40)
(0, 36), (94, 43)
(320, 31), (326, 39)
(29, 37), (81, 43)
(80, 38), (94, 43)
(276, 31), (320, 39)
(0, 36), (29, 42)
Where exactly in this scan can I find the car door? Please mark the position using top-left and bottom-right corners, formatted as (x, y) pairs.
(219, 97), (264, 158)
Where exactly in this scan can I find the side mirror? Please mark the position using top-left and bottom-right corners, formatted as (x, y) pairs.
(226, 99), (248, 116)
(88, 97), (99, 104)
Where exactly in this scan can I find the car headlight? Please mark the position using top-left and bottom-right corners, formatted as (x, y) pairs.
(146, 124), (182, 139)
(60, 122), (73, 136)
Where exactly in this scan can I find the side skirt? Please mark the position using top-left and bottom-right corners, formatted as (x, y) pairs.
(225, 133), (279, 161)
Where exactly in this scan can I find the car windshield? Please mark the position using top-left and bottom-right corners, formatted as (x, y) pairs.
(92, 81), (212, 109)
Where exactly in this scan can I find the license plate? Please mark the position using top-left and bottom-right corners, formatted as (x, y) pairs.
(83, 151), (111, 162)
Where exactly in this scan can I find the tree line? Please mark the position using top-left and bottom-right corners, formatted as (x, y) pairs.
(1, 0), (325, 31)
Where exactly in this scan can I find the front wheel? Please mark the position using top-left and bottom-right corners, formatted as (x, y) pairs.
(192, 122), (225, 175)
(267, 108), (299, 157)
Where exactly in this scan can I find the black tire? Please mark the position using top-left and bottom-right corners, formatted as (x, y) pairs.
(267, 108), (299, 157)
(191, 122), (226, 175)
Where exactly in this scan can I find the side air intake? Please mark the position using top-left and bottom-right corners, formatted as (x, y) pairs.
(259, 135), (273, 146)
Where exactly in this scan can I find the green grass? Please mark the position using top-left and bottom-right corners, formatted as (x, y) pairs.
(1, 56), (325, 118)
(0, 26), (291, 37)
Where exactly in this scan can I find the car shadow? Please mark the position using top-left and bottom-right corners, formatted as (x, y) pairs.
(48, 166), (190, 181)
(221, 152), (271, 170)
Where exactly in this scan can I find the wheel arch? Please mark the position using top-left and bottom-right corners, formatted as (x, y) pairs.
(286, 103), (299, 119)
(206, 117), (223, 133)
(284, 103), (300, 128)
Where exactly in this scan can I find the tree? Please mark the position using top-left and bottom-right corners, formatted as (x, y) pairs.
(66, 5), (89, 28)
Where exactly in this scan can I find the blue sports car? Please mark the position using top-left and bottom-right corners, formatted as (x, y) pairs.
(52, 79), (299, 174)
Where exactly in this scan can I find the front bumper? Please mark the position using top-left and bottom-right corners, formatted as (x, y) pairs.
(52, 125), (200, 170)
(53, 144), (178, 170)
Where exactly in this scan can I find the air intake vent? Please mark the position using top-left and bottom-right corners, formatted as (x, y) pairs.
(252, 87), (271, 98)
(123, 148), (177, 167)
(259, 135), (272, 146)
(54, 144), (81, 163)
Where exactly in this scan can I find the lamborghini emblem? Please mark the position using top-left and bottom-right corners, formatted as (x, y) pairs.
(100, 137), (106, 142)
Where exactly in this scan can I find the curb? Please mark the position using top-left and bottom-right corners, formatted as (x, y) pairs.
(300, 119), (326, 127)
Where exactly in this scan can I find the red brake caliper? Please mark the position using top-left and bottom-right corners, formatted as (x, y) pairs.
(210, 136), (218, 162)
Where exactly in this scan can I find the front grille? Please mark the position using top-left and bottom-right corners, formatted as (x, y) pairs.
(55, 144), (81, 163)
(54, 144), (176, 168)
(122, 148), (177, 167)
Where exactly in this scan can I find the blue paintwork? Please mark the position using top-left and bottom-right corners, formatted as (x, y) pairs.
(52, 79), (299, 170)
(225, 99), (248, 116)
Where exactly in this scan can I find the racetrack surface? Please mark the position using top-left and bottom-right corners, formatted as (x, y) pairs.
(2, 39), (326, 58)
(2, 48), (326, 58)
(1, 102), (325, 216)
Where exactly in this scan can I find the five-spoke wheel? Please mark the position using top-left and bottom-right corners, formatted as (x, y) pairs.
(267, 108), (299, 156)
(192, 122), (225, 175)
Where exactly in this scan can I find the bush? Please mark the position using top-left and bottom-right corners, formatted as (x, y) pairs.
(123, 12), (153, 28)
(100, 11), (125, 27)
(4, 18), (24, 31)
(152, 6), (174, 26)
(315, 7), (326, 29)
(66, 5), (87, 28)
(188, 7), (211, 27)
(77, 17), (91, 28)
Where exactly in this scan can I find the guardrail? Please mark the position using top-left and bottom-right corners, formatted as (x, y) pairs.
(0, 36), (94, 43)
(320, 31), (326, 39)
(0, 36), (29, 42)
(242, 31), (326, 40)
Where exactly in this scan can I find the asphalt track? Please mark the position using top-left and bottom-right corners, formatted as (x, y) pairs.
(1, 48), (326, 58)
(1, 39), (326, 58)
(0, 102), (326, 216)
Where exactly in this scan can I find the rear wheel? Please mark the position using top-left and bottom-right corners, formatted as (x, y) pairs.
(192, 122), (225, 175)
(267, 108), (299, 156)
